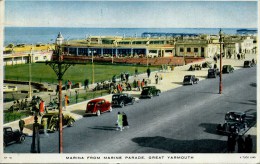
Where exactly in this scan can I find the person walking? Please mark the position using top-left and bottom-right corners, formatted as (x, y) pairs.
(19, 119), (25, 133)
(39, 99), (45, 116)
(244, 135), (253, 153)
(147, 67), (151, 78)
(135, 68), (138, 77)
(84, 79), (89, 90)
(55, 84), (59, 95)
(141, 79), (145, 90)
(155, 73), (159, 84)
(237, 135), (245, 153)
(117, 112), (123, 131)
(125, 73), (129, 82)
(227, 134), (236, 153)
(122, 112), (129, 128)
(137, 79), (141, 91)
(64, 94), (69, 110)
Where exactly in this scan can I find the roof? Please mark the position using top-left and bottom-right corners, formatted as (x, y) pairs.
(88, 98), (105, 103)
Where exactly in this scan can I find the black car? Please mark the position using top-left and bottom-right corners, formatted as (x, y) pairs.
(4, 127), (26, 147)
(112, 93), (135, 107)
(207, 68), (218, 78)
(39, 113), (75, 132)
(216, 111), (248, 135)
(222, 65), (234, 74)
(140, 86), (161, 98)
(243, 60), (253, 68)
(183, 75), (199, 85)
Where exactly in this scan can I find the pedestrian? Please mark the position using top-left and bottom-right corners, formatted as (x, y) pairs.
(125, 73), (129, 82)
(19, 119), (25, 133)
(120, 73), (124, 81)
(75, 90), (79, 103)
(137, 79), (141, 91)
(133, 79), (137, 89)
(64, 94), (69, 110)
(135, 68), (138, 77)
(227, 134), (236, 153)
(147, 67), (151, 78)
(237, 135), (245, 153)
(84, 79), (89, 90)
(56, 84), (59, 95)
(244, 135), (253, 153)
(155, 73), (159, 84)
(68, 80), (72, 91)
(122, 112), (129, 128)
(117, 112), (123, 131)
(39, 99), (45, 116)
(141, 79), (145, 90)
(65, 80), (68, 91)
(112, 75), (116, 83)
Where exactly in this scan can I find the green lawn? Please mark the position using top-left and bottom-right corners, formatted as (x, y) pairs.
(4, 63), (159, 84)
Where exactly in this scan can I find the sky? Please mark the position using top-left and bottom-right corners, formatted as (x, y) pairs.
(4, 0), (258, 28)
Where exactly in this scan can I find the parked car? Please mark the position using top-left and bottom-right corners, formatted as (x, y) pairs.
(216, 111), (248, 135)
(243, 60), (253, 68)
(222, 65), (234, 74)
(207, 68), (219, 78)
(112, 93), (135, 108)
(183, 75), (199, 85)
(140, 86), (161, 98)
(3, 85), (17, 93)
(3, 127), (25, 147)
(39, 112), (75, 132)
(85, 98), (112, 116)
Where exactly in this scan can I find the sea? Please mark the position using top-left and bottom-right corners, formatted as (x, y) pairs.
(3, 27), (257, 46)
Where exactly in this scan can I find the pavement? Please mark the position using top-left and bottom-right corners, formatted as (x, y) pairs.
(3, 53), (257, 152)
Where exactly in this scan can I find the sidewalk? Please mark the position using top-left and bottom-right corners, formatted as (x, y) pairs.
(4, 53), (257, 140)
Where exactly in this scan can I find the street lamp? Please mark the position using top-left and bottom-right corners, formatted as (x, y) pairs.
(37, 32), (85, 153)
(28, 46), (33, 99)
(89, 49), (96, 84)
(219, 29), (224, 94)
(146, 41), (150, 67)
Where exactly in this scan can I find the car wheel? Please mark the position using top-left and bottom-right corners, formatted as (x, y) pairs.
(156, 91), (159, 96)
(68, 120), (74, 127)
(96, 110), (101, 116)
(130, 99), (135, 105)
(109, 106), (113, 112)
(18, 135), (26, 143)
(50, 124), (57, 132)
(120, 102), (125, 108)
(149, 93), (153, 98)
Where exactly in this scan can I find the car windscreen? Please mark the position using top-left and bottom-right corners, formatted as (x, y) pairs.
(112, 95), (119, 100)
(142, 87), (149, 91)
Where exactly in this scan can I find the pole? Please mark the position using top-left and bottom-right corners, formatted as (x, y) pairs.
(58, 46), (63, 153)
(29, 48), (32, 99)
(92, 51), (95, 84)
(219, 29), (223, 94)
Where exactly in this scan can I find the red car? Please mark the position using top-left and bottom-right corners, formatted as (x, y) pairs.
(85, 98), (112, 116)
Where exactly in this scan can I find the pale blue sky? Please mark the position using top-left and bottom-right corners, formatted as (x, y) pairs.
(5, 1), (258, 28)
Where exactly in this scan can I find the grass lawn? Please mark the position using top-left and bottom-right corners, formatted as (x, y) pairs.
(4, 63), (159, 84)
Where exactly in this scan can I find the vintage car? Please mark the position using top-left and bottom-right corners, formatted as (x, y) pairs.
(216, 111), (248, 135)
(39, 113), (75, 132)
(3, 85), (18, 93)
(222, 65), (234, 74)
(112, 93), (135, 108)
(183, 75), (199, 85)
(207, 69), (218, 78)
(140, 86), (161, 98)
(243, 60), (253, 68)
(85, 98), (112, 116)
(3, 127), (26, 147)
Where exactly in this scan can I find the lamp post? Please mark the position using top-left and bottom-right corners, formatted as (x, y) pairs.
(146, 41), (150, 67)
(219, 29), (223, 94)
(37, 32), (85, 153)
(28, 46), (33, 99)
(89, 49), (96, 84)
(30, 110), (40, 153)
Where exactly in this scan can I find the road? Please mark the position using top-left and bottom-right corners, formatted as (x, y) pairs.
(4, 67), (256, 153)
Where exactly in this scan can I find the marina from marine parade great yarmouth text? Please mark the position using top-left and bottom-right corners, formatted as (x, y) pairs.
(4, 27), (257, 46)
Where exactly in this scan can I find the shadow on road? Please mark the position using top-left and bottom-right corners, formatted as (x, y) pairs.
(250, 82), (256, 87)
(132, 136), (226, 153)
(199, 123), (220, 135)
(70, 109), (85, 116)
(88, 126), (117, 131)
(171, 82), (183, 85)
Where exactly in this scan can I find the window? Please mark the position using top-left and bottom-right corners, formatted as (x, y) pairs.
(194, 48), (198, 53)
(180, 48), (184, 52)
(35, 57), (38, 60)
(187, 48), (191, 52)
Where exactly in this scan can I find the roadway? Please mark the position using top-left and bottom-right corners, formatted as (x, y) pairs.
(4, 66), (256, 153)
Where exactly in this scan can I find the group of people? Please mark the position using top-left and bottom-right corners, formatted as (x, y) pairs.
(120, 72), (130, 82)
(155, 73), (163, 84)
(133, 79), (146, 91)
(116, 112), (129, 131)
(227, 134), (253, 153)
